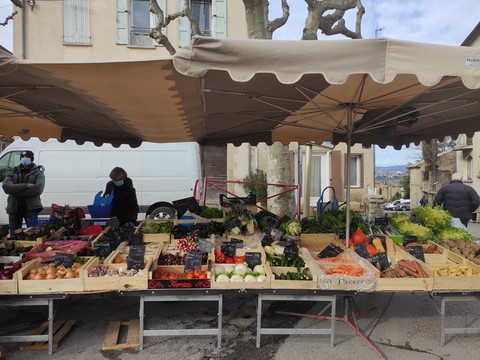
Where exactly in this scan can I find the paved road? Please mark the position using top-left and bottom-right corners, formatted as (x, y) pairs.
(1, 225), (480, 360)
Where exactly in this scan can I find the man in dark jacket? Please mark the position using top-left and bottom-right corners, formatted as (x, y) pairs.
(433, 172), (480, 227)
(2, 150), (45, 235)
(104, 167), (139, 226)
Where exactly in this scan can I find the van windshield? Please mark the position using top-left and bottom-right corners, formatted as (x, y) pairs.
(0, 151), (22, 182)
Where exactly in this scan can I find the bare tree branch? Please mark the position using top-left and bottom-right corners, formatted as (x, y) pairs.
(11, 0), (23, 8)
(1, 10), (17, 26)
(302, 0), (363, 40)
(268, 0), (289, 35)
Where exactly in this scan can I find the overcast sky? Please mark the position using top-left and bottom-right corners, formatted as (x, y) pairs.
(1, 1), (479, 166)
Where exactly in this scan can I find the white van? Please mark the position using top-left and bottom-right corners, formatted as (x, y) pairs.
(0, 138), (202, 224)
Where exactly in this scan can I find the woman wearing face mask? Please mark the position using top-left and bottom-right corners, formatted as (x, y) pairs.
(2, 150), (45, 236)
(104, 167), (139, 226)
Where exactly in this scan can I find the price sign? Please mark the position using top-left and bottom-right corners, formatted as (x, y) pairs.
(129, 244), (145, 258)
(403, 235), (418, 246)
(245, 252), (262, 269)
(127, 256), (145, 270)
(284, 246), (299, 259)
(230, 238), (244, 248)
(318, 243), (343, 258)
(197, 238), (213, 253)
(353, 243), (371, 259)
(408, 246), (426, 263)
(374, 217), (389, 226)
(129, 233), (144, 245)
(338, 228), (347, 241)
(221, 242), (236, 258)
(377, 252), (389, 271)
(184, 251), (204, 271)
(410, 216), (422, 225)
(93, 241), (111, 257)
(55, 252), (74, 268)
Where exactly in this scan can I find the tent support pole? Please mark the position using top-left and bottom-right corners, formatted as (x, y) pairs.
(303, 143), (313, 219)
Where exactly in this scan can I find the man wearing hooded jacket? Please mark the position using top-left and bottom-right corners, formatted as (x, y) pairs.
(2, 150), (45, 236)
(433, 172), (480, 228)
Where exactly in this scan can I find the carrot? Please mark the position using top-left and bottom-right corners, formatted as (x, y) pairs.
(398, 259), (417, 273)
(411, 260), (426, 278)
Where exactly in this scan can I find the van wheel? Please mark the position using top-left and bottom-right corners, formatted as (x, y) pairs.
(148, 206), (176, 220)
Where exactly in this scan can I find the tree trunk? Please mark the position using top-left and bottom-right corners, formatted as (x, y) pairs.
(243, 0), (295, 217)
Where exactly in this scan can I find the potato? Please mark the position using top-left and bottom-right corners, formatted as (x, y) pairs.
(456, 240), (466, 250)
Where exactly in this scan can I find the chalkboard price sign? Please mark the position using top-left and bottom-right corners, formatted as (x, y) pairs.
(197, 238), (213, 253)
(127, 256), (145, 270)
(129, 233), (144, 245)
(221, 242), (236, 258)
(245, 252), (262, 269)
(408, 246), (426, 263)
(230, 238), (244, 248)
(318, 243), (343, 258)
(129, 244), (145, 258)
(403, 235), (418, 246)
(93, 241), (111, 257)
(184, 251), (204, 271)
(353, 243), (371, 259)
(377, 252), (390, 271)
(284, 246), (299, 259)
(338, 228), (347, 241)
(55, 252), (74, 268)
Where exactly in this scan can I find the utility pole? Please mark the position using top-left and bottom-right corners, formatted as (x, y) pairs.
(375, 26), (385, 38)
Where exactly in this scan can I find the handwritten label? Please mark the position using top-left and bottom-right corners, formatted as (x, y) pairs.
(230, 238), (244, 248)
(55, 252), (74, 268)
(403, 235), (418, 246)
(127, 256), (145, 270)
(221, 242), (236, 258)
(408, 246), (426, 263)
(184, 251), (203, 271)
(338, 228), (347, 240)
(129, 244), (145, 258)
(353, 243), (370, 259)
(318, 243), (343, 258)
(93, 241), (111, 257)
(129, 233), (144, 245)
(377, 252), (390, 271)
(245, 252), (262, 269)
(284, 246), (299, 259)
(197, 238), (213, 253)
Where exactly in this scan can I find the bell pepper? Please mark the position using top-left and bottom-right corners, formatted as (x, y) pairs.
(224, 257), (234, 264)
(215, 250), (225, 263)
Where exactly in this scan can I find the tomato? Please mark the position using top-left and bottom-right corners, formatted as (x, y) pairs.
(197, 273), (208, 279)
(225, 257), (234, 264)
(152, 271), (162, 280)
(351, 229), (367, 244)
(366, 244), (378, 256)
(185, 272), (195, 280)
(193, 269), (204, 277)
(168, 272), (177, 280)
(233, 255), (245, 263)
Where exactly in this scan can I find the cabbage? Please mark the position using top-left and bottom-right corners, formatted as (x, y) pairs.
(244, 274), (257, 282)
(234, 263), (250, 276)
(230, 274), (244, 282)
(286, 220), (302, 236)
(253, 265), (265, 275)
(215, 274), (230, 282)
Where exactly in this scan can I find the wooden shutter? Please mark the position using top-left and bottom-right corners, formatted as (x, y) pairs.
(213, 0), (226, 38)
(64, 0), (91, 44)
(116, 0), (129, 45)
(178, 0), (190, 47)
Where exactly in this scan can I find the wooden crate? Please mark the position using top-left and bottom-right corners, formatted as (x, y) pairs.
(135, 220), (173, 243)
(102, 320), (139, 351)
(20, 320), (76, 351)
(149, 265), (211, 289)
(82, 256), (153, 291)
(18, 257), (92, 294)
(375, 246), (434, 292)
(270, 261), (318, 289)
(0, 264), (23, 294)
(420, 242), (480, 291)
(299, 233), (338, 252)
(210, 262), (271, 289)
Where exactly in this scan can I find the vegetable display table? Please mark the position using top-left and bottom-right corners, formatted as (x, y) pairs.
(248, 289), (356, 348)
(0, 293), (67, 355)
(432, 291), (480, 346)
(119, 289), (241, 349)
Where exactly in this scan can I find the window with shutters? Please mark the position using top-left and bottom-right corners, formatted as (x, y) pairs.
(64, 0), (91, 45)
(344, 154), (363, 188)
(116, 0), (164, 47)
(178, 0), (226, 47)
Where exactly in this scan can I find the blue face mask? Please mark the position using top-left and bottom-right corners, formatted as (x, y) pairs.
(113, 180), (124, 187)
(20, 158), (32, 167)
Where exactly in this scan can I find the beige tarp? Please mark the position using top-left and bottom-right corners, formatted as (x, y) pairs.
(1, 36), (480, 149)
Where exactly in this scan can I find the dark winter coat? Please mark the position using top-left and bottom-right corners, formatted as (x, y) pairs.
(433, 180), (480, 223)
(2, 163), (45, 213)
(104, 177), (139, 225)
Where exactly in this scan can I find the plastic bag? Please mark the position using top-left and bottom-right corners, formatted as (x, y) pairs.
(94, 191), (114, 206)
(49, 204), (85, 230)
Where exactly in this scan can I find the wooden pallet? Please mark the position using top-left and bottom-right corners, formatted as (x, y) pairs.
(20, 320), (76, 351)
(102, 320), (139, 351)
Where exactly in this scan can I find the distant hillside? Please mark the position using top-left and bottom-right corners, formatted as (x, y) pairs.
(375, 165), (407, 173)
